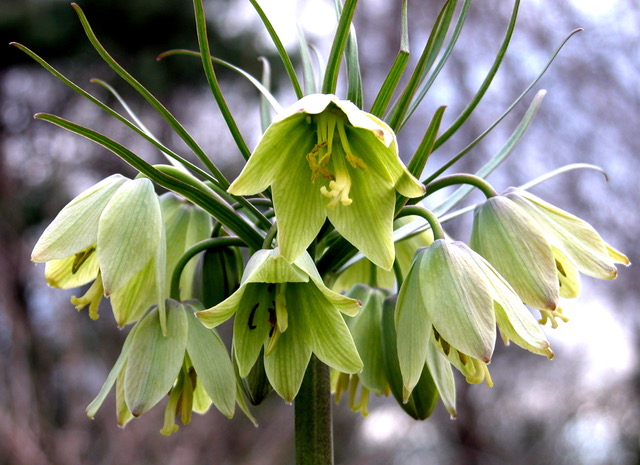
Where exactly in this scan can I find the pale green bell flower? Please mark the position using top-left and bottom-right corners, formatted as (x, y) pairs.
(196, 248), (363, 402)
(395, 240), (552, 394)
(471, 195), (559, 312)
(471, 189), (629, 327)
(86, 300), (236, 431)
(32, 175), (166, 326)
(228, 93), (425, 270)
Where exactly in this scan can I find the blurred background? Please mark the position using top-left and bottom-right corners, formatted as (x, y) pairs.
(1, 0), (638, 464)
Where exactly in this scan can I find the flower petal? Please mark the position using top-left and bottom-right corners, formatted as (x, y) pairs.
(290, 283), (363, 374)
(395, 253), (431, 392)
(263, 306), (312, 402)
(124, 301), (188, 416)
(233, 285), (275, 377)
(197, 281), (248, 328)
(185, 304), (236, 418)
(32, 174), (127, 262)
(471, 196), (559, 310)
(421, 242), (496, 362)
(271, 145), (327, 263)
(228, 114), (313, 195)
(347, 124), (424, 198)
(244, 248), (310, 284)
(98, 178), (163, 295)
(327, 167), (396, 270)
(44, 246), (99, 289)
(505, 188), (624, 279)
(346, 287), (389, 394)
(110, 258), (158, 327)
(467, 250), (553, 358)
(424, 339), (457, 418)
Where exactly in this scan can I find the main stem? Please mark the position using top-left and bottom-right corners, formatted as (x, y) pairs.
(295, 355), (333, 465)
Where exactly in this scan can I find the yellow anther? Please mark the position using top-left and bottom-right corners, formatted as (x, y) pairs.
(345, 152), (367, 170)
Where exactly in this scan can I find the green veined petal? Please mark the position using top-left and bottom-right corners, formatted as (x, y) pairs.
(290, 283), (362, 374)
(32, 174), (127, 262)
(98, 178), (163, 295)
(124, 302), (188, 416)
(185, 304), (235, 418)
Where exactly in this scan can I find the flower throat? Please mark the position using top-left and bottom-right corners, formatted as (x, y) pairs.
(306, 111), (367, 209)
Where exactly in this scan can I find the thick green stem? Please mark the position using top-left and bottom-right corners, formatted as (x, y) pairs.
(398, 206), (446, 241)
(169, 237), (247, 300)
(295, 356), (333, 465)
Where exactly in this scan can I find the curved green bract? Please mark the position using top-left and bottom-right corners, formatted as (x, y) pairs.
(35, 113), (265, 251)
(70, 3), (229, 187)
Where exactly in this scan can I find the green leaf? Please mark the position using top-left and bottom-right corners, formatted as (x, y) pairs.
(432, 90), (546, 216)
(34, 114), (265, 250)
(406, 105), (447, 181)
(124, 302), (188, 416)
(431, 0), (521, 150)
(369, 0), (409, 118)
(398, 0), (471, 129)
(297, 25), (318, 95)
(192, 0), (251, 161)
(335, 0), (363, 107)
(70, 3), (228, 185)
(157, 49), (282, 114)
(322, 0), (358, 94)
(248, 0), (303, 99)
(10, 43), (220, 188)
(387, 0), (457, 131)
(259, 57), (274, 132)
(185, 304), (236, 418)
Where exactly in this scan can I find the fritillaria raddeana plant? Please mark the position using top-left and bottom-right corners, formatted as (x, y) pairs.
(20, 0), (629, 463)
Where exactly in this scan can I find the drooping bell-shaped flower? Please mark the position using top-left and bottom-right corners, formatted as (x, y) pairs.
(32, 175), (166, 326)
(196, 248), (363, 402)
(86, 300), (236, 433)
(228, 94), (425, 270)
(395, 240), (552, 394)
(471, 189), (629, 326)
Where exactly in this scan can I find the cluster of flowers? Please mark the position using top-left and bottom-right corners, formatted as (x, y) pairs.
(33, 94), (628, 429)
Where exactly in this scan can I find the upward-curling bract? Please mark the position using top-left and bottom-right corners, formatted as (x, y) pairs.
(228, 93), (425, 270)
